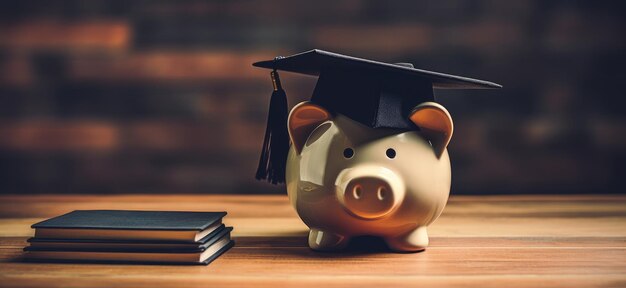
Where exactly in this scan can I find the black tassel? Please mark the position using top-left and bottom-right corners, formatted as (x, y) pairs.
(255, 60), (290, 184)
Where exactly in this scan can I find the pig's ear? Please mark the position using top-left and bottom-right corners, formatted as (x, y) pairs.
(288, 102), (332, 154)
(409, 102), (453, 158)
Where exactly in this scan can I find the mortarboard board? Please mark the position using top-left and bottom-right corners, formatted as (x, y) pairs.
(253, 49), (501, 184)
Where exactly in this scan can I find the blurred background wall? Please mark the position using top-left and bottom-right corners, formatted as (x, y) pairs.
(0, 0), (624, 194)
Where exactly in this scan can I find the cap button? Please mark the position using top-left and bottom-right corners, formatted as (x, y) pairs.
(394, 63), (414, 68)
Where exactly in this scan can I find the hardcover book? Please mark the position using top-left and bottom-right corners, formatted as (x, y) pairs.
(24, 227), (234, 265)
(31, 210), (227, 242)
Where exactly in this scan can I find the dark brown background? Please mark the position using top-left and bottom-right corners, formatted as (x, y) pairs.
(0, 1), (624, 195)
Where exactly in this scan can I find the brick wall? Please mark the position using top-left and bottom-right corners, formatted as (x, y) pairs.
(0, 0), (624, 194)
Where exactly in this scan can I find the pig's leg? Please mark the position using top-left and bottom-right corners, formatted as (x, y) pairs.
(308, 228), (349, 251)
(385, 226), (428, 252)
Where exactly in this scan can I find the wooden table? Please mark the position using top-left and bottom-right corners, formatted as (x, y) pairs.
(0, 194), (624, 287)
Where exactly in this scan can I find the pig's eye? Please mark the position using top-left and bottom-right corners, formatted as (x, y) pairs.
(343, 148), (354, 159)
(386, 148), (396, 159)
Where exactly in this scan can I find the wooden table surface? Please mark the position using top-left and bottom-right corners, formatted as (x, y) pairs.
(0, 194), (624, 288)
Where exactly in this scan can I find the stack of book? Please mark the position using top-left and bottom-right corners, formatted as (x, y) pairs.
(23, 210), (234, 265)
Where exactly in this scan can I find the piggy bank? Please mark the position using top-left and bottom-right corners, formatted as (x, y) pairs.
(285, 101), (453, 252)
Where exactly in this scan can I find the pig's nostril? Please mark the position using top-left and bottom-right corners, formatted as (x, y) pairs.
(353, 185), (362, 199)
(377, 187), (387, 200)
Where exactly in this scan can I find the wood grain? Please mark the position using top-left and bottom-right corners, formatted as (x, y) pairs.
(0, 195), (624, 288)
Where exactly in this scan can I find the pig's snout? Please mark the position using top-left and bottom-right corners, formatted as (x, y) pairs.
(336, 166), (405, 219)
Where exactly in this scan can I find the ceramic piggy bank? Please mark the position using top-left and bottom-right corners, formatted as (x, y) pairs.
(285, 101), (453, 252)
(252, 49), (500, 252)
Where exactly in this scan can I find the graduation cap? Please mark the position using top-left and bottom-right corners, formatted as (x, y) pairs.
(253, 49), (501, 184)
